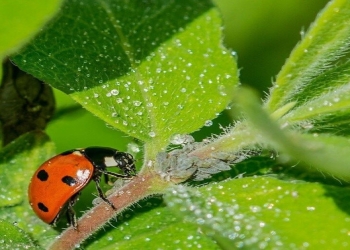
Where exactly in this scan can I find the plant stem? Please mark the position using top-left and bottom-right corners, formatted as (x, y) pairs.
(48, 170), (171, 250)
(189, 120), (260, 159)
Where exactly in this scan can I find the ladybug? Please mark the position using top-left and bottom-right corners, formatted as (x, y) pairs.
(28, 147), (136, 229)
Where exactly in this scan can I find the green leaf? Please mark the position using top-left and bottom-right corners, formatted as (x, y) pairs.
(84, 198), (220, 250)
(0, 132), (58, 248)
(276, 61), (350, 135)
(265, 0), (350, 112)
(0, 132), (54, 206)
(0, 220), (40, 250)
(12, 0), (238, 155)
(165, 177), (350, 249)
(236, 87), (350, 179)
(0, 0), (62, 58)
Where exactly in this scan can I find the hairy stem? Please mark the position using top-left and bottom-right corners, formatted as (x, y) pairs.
(48, 170), (171, 250)
(189, 120), (260, 159)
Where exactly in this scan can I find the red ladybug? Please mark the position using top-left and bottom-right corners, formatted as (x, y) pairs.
(28, 147), (136, 229)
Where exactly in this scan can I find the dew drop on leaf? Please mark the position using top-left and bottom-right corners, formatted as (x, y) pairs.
(306, 206), (316, 211)
(249, 205), (262, 213)
(133, 101), (142, 106)
(127, 143), (140, 153)
(111, 89), (119, 95)
(204, 120), (213, 127)
(124, 235), (131, 240)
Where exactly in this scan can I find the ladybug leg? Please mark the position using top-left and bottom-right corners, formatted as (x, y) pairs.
(104, 170), (135, 179)
(99, 169), (134, 185)
(51, 213), (60, 227)
(93, 175), (116, 210)
(104, 173), (110, 184)
(66, 192), (80, 230)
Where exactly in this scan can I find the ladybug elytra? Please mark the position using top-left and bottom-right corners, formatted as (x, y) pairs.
(28, 147), (136, 229)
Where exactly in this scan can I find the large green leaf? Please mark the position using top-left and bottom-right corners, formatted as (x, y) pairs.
(265, 0), (350, 112)
(165, 177), (350, 249)
(0, 220), (39, 250)
(236, 87), (350, 179)
(12, 0), (238, 156)
(0, 132), (58, 248)
(83, 198), (220, 250)
(276, 60), (350, 135)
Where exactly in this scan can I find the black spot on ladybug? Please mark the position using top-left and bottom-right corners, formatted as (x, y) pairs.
(37, 169), (49, 181)
(38, 202), (49, 212)
(62, 176), (77, 186)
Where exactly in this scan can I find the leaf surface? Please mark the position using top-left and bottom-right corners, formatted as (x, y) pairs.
(12, 0), (238, 154)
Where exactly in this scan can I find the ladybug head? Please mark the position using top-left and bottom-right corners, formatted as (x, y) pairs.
(113, 152), (136, 176)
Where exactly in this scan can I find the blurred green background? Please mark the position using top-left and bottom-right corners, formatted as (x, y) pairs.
(215, 0), (329, 93)
(47, 0), (329, 153)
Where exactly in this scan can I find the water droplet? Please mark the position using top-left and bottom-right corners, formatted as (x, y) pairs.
(133, 101), (142, 106)
(111, 89), (119, 95)
(204, 120), (213, 127)
(181, 88), (186, 93)
(170, 134), (194, 145)
(124, 235), (131, 240)
(128, 143), (140, 153)
(249, 205), (261, 213)
(149, 131), (156, 137)
(116, 98), (123, 103)
(218, 85), (227, 96)
(93, 93), (99, 98)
